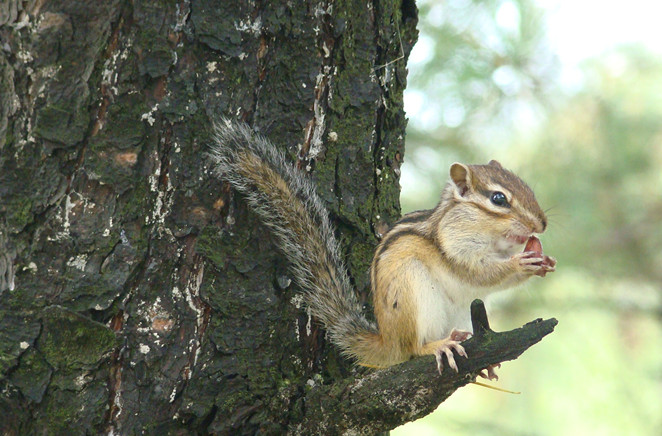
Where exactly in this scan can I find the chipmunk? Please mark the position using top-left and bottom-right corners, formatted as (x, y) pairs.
(208, 119), (556, 377)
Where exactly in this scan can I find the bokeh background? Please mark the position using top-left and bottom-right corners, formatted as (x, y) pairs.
(394, 0), (662, 434)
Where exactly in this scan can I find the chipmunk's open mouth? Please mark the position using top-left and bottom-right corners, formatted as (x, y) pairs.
(495, 233), (530, 257)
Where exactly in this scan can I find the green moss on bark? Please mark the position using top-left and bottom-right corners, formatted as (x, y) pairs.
(4, 197), (33, 232)
(8, 347), (52, 403)
(38, 306), (118, 370)
(34, 93), (90, 147)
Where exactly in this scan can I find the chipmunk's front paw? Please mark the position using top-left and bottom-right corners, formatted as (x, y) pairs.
(517, 235), (556, 277)
(511, 251), (546, 275)
(511, 250), (556, 277)
(538, 255), (556, 277)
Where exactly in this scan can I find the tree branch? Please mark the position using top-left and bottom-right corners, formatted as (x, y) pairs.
(293, 300), (558, 435)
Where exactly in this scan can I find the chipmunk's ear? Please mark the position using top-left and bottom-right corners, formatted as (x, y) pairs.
(488, 160), (503, 169)
(450, 163), (472, 197)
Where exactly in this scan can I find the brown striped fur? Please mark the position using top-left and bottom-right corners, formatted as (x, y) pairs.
(209, 119), (552, 370)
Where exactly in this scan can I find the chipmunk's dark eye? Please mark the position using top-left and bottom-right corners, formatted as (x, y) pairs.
(490, 191), (509, 207)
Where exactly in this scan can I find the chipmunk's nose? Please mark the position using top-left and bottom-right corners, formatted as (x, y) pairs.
(531, 217), (546, 234)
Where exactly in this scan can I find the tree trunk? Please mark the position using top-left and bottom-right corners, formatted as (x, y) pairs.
(0, 0), (418, 434)
(1, 1), (557, 435)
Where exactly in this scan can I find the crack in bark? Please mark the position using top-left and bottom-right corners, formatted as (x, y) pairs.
(92, 6), (125, 137)
(369, 0), (404, 237)
(298, 1), (334, 169)
(65, 3), (125, 197)
(176, 246), (210, 390)
(101, 234), (155, 431)
(249, 0), (266, 124)
(104, 310), (125, 434)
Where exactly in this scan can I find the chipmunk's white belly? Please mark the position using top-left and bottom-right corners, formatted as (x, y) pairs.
(414, 264), (476, 345)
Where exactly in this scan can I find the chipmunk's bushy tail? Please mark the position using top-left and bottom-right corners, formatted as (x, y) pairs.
(208, 119), (383, 364)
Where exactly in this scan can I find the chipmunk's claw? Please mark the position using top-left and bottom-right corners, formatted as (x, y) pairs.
(479, 363), (501, 381)
(434, 329), (470, 374)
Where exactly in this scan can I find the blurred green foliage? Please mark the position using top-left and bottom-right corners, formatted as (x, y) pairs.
(395, 0), (662, 435)
(526, 44), (662, 281)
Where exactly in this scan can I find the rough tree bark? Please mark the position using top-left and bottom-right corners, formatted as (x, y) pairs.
(0, 1), (555, 435)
